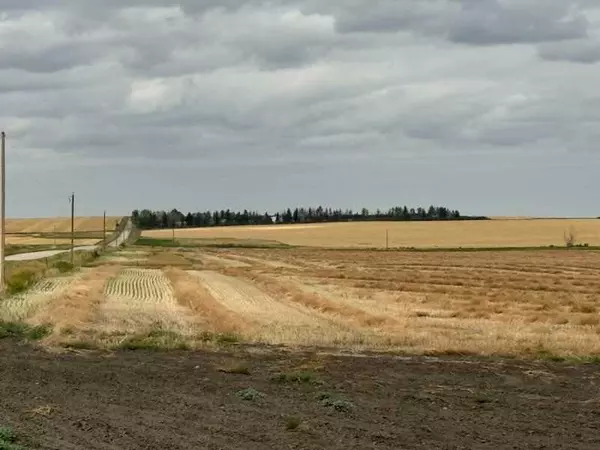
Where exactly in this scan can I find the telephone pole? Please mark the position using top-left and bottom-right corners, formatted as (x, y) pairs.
(103, 210), (106, 248)
(70, 192), (75, 264)
(0, 132), (6, 290)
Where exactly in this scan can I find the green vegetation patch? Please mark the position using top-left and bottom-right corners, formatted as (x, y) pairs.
(285, 416), (301, 430)
(136, 237), (290, 249)
(316, 392), (354, 413)
(52, 261), (74, 274)
(117, 330), (190, 351)
(235, 387), (265, 401)
(0, 426), (26, 450)
(5, 270), (38, 295)
(0, 322), (52, 341)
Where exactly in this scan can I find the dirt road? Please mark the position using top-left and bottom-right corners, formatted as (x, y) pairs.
(0, 341), (599, 450)
(6, 245), (98, 262)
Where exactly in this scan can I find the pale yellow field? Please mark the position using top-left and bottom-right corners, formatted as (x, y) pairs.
(6, 236), (100, 246)
(144, 219), (600, 248)
(6, 216), (123, 234)
(5, 246), (600, 358)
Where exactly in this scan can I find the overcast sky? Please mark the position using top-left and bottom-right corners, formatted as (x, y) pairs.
(1, 0), (600, 218)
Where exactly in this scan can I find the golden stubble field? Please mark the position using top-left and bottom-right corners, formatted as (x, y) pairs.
(144, 219), (600, 248)
(5, 216), (123, 247)
(3, 245), (600, 358)
(6, 216), (123, 234)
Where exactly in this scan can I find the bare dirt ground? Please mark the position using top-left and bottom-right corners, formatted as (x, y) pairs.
(1, 340), (599, 450)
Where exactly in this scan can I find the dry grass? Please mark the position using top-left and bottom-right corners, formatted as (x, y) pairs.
(6, 245), (600, 358)
(30, 266), (120, 338)
(0, 277), (81, 322)
(99, 268), (194, 335)
(233, 269), (393, 328)
(189, 269), (368, 346)
(198, 248), (600, 357)
(143, 219), (600, 249)
(164, 267), (246, 334)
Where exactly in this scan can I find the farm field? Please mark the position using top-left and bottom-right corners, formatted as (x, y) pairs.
(6, 236), (100, 246)
(2, 245), (600, 449)
(4, 216), (123, 249)
(143, 218), (600, 248)
(3, 245), (600, 358)
(6, 216), (123, 234)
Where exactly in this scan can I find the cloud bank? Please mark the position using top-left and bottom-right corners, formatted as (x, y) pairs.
(1, 0), (599, 217)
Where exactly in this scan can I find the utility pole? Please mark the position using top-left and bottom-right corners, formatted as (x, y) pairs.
(0, 132), (6, 291)
(103, 210), (106, 248)
(70, 192), (75, 264)
(386, 229), (389, 250)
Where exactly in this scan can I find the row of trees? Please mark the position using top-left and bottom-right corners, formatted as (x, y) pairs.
(132, 205), (488, 230)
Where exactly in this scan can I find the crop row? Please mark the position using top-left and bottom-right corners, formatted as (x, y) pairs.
(104, 268), (174, 304)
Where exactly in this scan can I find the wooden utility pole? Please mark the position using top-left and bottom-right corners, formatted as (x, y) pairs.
(103, 210), (106, 248)
(70, 192), (75, 264)
(0, 132), (6, 291)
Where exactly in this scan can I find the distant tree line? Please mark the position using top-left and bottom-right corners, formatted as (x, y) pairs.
(132, 206), (488, 230)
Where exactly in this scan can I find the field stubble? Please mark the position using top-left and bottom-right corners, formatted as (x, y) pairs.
(1, 246), (600, 358)
(143, 219), (600, 248)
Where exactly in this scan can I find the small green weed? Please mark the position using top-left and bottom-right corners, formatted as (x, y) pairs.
(285, 416), (301, 430)
(316, 392), (332, 401)
(236, 387), (265, 401)
(316, 392), (354, 413)
(216, 333), (240, 344)
(53, 261), (74, 274)
(197, 331), (240, 345)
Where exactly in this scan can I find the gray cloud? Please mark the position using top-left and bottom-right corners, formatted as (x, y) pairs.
(538, 39), (600, 63)
(1, 0), (600, 217)
(326, 0), (456, 35)
(449, 0), (589, 45)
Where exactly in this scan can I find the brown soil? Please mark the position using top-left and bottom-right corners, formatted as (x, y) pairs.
(1, 341), (599, 449)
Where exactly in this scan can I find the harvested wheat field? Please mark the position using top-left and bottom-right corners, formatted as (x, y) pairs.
(3, 246), (600, 449)
(144, 218), (600, 248)
(4, 245), (600, 359)
(6, 216), (122, 234)
(6, 236), (100, 246)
